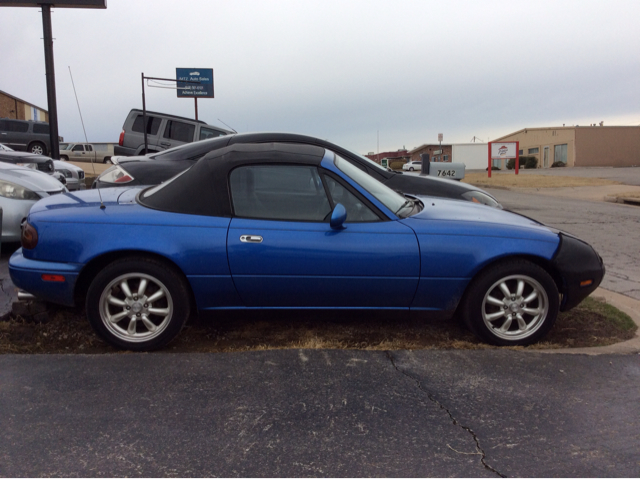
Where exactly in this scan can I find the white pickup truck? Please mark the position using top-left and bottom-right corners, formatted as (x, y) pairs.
(59, 143), (114, 163)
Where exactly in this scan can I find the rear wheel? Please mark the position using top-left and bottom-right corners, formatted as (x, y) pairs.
(409, 167), (414, 171)
(86, 257), (191, 351)
(461, 260), (559, 346)
(29, 142), (46, 155)
(60, 155), (69, 161)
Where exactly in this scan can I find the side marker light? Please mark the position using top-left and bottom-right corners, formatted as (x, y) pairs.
(42, 274), (66, 283)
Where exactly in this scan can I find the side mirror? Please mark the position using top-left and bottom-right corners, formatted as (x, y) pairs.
(330, 203), (347, 230)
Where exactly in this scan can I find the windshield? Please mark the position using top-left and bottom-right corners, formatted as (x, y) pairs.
(60, 143), (71, 150)
(334, 154), (409, 216)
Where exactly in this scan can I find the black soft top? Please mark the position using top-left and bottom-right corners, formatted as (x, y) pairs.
(138, 142), (326, 217)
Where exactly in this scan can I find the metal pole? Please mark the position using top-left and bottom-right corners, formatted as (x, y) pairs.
(194, 97), (198, 121)
(141, 72), (148, 153)
(488, 142), (492, 178)
(41, 5), (60, 159)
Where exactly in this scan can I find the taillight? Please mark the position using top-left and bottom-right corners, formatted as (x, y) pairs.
(118, 129), (125, 146)
(98, 165), (135, 184)
(21, 221), (38, 249)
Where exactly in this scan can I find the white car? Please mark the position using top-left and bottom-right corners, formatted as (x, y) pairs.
(53, 160), (86, 191)
(0, 162), (67, 242)
(402, 161), (422, 172)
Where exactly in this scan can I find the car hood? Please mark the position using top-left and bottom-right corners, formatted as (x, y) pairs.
(401, 196), (558, 241)
(0, 166), (66, 194)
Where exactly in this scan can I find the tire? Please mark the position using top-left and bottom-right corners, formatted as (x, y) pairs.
(86, 257), (191, 351)
(60, 155), (69, 161)
(29, 142), (46, 155)
(461, 260), (559, 346)
(103, 157), (112, 164)
(409, 167), (414, 171)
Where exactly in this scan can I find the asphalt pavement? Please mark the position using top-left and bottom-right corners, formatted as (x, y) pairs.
(1, 350), (639, 477)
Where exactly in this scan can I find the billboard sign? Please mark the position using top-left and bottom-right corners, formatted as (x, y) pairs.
(176, 68), (214, 98)
(490, 142), (518, 159)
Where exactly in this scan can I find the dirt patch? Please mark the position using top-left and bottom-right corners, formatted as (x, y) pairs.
(462, 172), (620, 189)
(0, 297), (635, 354)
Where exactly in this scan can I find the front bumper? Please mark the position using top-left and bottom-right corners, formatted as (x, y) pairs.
(9, 249), (82, 307)
(552, 233), (606, 311)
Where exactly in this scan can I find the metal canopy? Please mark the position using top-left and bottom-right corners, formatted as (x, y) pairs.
(0, 1), (106, 7)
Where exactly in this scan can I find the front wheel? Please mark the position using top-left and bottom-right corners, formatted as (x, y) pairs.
(461, 260), (559, 346)
(103, 157), (112, 164)
(86, 257), (191, 351)
(409, 167), (414, 171)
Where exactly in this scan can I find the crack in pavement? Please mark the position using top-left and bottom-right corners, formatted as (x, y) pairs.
(385, 351), (506, 478)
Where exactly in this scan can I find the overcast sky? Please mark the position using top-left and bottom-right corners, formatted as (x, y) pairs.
(1, 0), (639, 153)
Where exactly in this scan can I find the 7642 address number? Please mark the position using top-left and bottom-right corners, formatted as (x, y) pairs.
(436, 170), (457, 177)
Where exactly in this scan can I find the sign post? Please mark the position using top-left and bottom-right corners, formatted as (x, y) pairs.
(176, 68), (214, 121)
(488, 141), (519, 178)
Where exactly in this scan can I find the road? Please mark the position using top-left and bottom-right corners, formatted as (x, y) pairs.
(1, 350), (639, 477)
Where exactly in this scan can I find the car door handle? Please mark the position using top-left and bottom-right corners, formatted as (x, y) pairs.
(240, 235), (263, 243)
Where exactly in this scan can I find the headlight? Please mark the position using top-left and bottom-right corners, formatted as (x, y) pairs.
(16, 163), (37, 169)
(98, 165), (135, 184)
(461, 191), (503, 209)
(0, 179), (40, 200)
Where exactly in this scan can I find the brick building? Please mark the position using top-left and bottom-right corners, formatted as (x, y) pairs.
(0, 90), (49, 122)
(364, 149), (410, 165)
(407, 144), (453, 163)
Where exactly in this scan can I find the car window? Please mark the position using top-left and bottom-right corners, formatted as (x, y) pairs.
(163, 120), (195, 143)
(199, 127), (224, 141)
(6, 120), (29, 133)
(72, 145), (84, 152)
(323, 175), (379, 222)
(230, 165), (331, 221)
(132, 115), (162, 135)
(32, 123), (49, 134)
(86, 145), (93, 151)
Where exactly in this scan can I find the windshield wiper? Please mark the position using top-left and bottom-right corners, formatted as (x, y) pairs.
(395, 198), (414, 215)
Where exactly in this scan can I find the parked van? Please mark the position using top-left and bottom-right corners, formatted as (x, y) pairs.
(0, 118), (52, 155)
(114, 109), (232, 156)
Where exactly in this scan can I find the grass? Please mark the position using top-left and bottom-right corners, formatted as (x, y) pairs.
(462, 172), (620, 189)
(0, 296), (635, 354)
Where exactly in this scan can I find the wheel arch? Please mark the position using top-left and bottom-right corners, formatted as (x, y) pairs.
(74, 250), (197, 312)
(455, 253), (564, 315)
(28, 140), (47, 155)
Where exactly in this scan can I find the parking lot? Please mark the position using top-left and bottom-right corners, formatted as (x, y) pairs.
(1, 167), (639, 477)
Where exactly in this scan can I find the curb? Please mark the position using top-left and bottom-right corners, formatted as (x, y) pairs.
(604, 195), (640, 206)
(530, 288), (640, 355)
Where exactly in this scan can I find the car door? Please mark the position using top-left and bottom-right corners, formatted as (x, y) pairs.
(69, 144), (86, 161)
(226, 164), (420, 308)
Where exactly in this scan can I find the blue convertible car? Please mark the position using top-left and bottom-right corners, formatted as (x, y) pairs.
(10, 143), (604, 350)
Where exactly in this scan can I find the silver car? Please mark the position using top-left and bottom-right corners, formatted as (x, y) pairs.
(54, 160), (86, 191)
(0, 162), (67, 242)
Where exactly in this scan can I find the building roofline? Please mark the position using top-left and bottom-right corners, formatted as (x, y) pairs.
(0, 89), (48, 113)
(493, 125), (640, 142)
